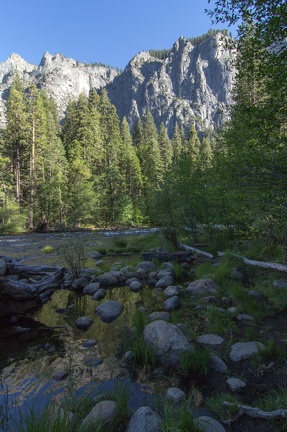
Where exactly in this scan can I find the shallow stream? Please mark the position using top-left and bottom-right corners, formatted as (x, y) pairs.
(0, 229), (162, 429)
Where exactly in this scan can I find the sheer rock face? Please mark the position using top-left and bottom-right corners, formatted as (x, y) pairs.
(107, 33), (236, 134)
(0, 33), (236, 133)
(0, 52), (119, 124)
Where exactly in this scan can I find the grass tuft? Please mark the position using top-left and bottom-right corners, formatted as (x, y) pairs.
(179, 348), (211, 378)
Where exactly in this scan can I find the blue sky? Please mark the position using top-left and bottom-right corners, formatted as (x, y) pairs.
(1, 0), (237, 69)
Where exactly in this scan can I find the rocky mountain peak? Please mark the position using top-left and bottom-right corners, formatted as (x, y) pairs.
(0, 32), (236, 133)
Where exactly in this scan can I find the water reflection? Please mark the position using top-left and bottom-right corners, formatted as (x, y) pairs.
(0, 284), (163, 425)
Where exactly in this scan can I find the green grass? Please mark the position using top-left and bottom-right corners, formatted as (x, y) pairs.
(234, 238), (285, 262)
(161, 396), (200, 432)
(254, 279), (287, 311)
(206, 392), (240, 421)
(227, 280), (265, 322)
(256, 339), (286, 362)
(179, 348), (211, 379)
(204, 306), (237, 336)
(120, 309), (157, 370)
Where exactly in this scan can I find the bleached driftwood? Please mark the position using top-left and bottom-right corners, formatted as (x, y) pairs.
(179, 243), (214, 259)
(223, 401), (287, 426)
(218, 251), (287, 273)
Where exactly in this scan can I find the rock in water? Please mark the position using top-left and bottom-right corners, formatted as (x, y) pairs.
(95, 300), (124, 323)
(75, 316), (93, 330)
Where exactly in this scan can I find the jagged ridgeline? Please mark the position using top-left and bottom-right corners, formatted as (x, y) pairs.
(0, 30), (236, 136)
(149, 29), (231, 59)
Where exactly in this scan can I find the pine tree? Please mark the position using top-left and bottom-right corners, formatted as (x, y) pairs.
(171, 123), (184, 161)
(98, 89), (125, 225)
(120, 117), (143, 223)
(137, 111), (164, 193)
(186, 125), (201, 159)
(5, 74), (29, 204)
(158, 123), (173, 171)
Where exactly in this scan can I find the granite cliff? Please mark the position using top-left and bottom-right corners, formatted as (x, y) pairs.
(0, 32), (236, 134)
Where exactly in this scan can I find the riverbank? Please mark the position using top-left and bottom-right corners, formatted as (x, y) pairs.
(1, 231), (287, 431)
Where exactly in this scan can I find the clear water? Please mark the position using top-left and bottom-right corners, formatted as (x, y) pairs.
(0, 230), (162, 429)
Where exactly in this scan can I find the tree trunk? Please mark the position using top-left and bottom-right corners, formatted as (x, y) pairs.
(28, 117), (35, 229)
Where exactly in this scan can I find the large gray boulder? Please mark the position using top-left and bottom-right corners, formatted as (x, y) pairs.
(163, 285), (181, 297)
(155, 275), (174, 289)
(83, 282), (100, 295)
(136, 261), (157, 273)
(125, 406), (161, 432)
(230, 341), (266, 362)
(89, 251), (103, 259)
(95, 300), (124, 323)
(195, 416), (225, 432)
(209, 353), (228, 374)
(92, 288), (106, 301)
(129, 280), (142, 292)
(163, 295), (181, 312)
(81, 400), (117, 432)
(186, 278), (218, 296)
(71, 277), (89, 290)
(75, 316), (93, 331)
(143, 320), (193, 368)
(95, 273), (118, 286)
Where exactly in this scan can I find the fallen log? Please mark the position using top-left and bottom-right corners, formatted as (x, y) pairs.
(141, 251), (194, 263)
(0, 267), (66, 300)
(218, 251), (287, 273)
(223, 401), (287, 427)
(179, 243), (214, 259)
(5, 263), (62, 276)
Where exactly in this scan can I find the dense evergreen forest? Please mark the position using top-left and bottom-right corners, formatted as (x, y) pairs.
(0, 0), (286, 259)
(0, 81), (212, 231)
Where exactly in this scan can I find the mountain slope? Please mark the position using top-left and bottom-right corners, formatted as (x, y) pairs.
(0, 32), (236, 133)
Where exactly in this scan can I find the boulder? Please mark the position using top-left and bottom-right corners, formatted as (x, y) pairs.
(89, 251), (103, 259)
(71, 277), (89, 290)
(95, 300), (124, 323)
(136, 261), (157, 273)
(95, 273), (118, 286)
(143, 320), (193, 368)
(75, 316), (93, 331)
(155, 275), (174, 289)
(195, 416), (225, 432)
(157, 270), (173, 279)
(163, 295), (181, 311)
(186, 278), (217, 296)
(197, 334), (224, 346)
(230, 341), (266, 362)
(129, 281), (142, 292)
(92, 288), (106, 301)
(163, 285), (181, 297)
(209, 353), (228, 374)
(125, 406), (161, 432)
(167, 387), (185, 403)
(83, 282), (100, 295)
(226, 377), (247, 392)
(82, 339), (97, 348)
(81, 400), (117, 432)
(162, 262), (174, 271)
